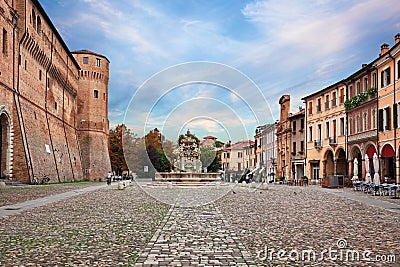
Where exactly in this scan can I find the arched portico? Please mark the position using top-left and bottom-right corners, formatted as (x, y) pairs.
(380, 143), (395, 183)
(0, 106), (13, 179)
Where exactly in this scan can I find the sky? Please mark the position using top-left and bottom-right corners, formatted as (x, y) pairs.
(41, 0), (400, 143)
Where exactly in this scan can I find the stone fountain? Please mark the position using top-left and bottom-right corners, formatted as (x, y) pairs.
(155, 130), (221, 185)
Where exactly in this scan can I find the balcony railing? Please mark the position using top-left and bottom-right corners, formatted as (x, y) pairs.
(329, 137), (337, 145)
(325, 102), (329, 110)
(314, 140), (322, 148)
(316, 105), (321, 112)
(331, 98), (337, 107)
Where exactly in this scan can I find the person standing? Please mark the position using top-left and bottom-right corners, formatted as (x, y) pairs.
(107, 171), (112, 186)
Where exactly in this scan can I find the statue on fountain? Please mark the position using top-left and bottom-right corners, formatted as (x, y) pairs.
(173, 130), (202, 173)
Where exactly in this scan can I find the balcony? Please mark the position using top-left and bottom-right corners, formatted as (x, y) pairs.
(314, 140), (322, 148)
(329, 137), (337, 145)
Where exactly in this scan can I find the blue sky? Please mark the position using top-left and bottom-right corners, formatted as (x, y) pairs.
(41, 0), (400, 143)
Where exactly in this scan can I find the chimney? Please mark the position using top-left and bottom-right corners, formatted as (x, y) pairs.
(362, 63), (367, 68)
(395, 33), (400, 45)
(380, 43), (389, 56)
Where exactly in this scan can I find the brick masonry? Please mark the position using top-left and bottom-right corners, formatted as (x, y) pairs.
(0, 0), (110, 183)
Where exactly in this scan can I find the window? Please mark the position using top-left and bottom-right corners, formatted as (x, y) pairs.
(300, 141), (304, 152)
(238, 152), (243, 158)
(317, 124), (322, 141)
(340, 118), (345, 136)
(238, 163), (241, 171)
(317, 98), (321, 112)
(332, 92), (337, 107)
(325, 95), (329, 110)
(24, 60), (27, 70)
(292, 142), (296, 154)
(372, 108), (377, 129)
(103, 93), (106, 101)
(39, 69), (42, 81)
(394, 103), (398, 129)
(308, 101), (313, 115)
(398, 60), (400, 80)
(363, 77), (368, 91)
(227, 153), (230, 158)
(292, 121), (297, 132)
(2, 28), (7, 56)
(96, 58), (101, 67)
(385, 107), (391, 130)
(36, 16), (41, 34)
(54, 102), (57, 111)
(349, 85), (353, 97)
(349, 117), (353, 135)
(83, 57), (89, 64)
(372, 72), (377, 88)
(300, 118), (304, 130)
(356, 114), (360, 133)
(332, 120), (337, 138)
(325, 121), (330, 138)
(380, 107), (391, 131)
(381, 67), (391, 88)
(356, 81), (360, 95)
(32, 9), (36, 28)
(47, 77), (50, 89)
(340, 88), (345, 103)
(363, 112), (368, 132)
(309, 126), (313, 142)
(94, 89), (98, 98)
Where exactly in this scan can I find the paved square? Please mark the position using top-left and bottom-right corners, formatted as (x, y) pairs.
(1, 183), (399, 266)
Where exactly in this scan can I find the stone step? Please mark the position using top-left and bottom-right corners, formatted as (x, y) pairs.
(0, 179), (26, 186)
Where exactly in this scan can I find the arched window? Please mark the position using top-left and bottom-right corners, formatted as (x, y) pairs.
(32, 9), (36, 28)
(37, 16), (41, 34)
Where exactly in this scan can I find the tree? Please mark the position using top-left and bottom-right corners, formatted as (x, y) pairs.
(200, 146), (216, 171)
(214, 140), (224, 148)
(109, 124), (128, 175)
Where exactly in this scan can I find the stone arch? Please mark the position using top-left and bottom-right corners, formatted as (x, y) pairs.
(380, 143), (395, 182)
(349, 144), (362, 160)
(349, 145), (362, 178)
(335, 147), (346, 176)
(0, 105), (13, 179)
(364, 142), (377, 158)
(323, 148), (335, 178)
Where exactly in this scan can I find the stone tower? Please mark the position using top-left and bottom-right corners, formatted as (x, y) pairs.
(72, 50), (111, 181)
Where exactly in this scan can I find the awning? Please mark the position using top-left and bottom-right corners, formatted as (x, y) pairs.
(366, 145), (377, 159)
(381, 144), (395, 158)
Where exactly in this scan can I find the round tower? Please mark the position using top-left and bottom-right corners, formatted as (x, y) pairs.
(72, 50), (111, 181)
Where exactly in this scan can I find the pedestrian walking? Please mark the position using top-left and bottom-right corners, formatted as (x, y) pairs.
(107, 171), (112, 186)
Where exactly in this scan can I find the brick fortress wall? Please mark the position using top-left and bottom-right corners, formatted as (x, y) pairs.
(72, 51), (111, 181)
(0, 0), (110, 183)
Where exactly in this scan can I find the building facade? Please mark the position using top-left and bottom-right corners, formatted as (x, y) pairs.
(276, 95), (292, 181)
(303, 82), (347, 184)
(0, 0), (110, 183)
(289, 108), (306, 181)
(376, 35), (400, 184)
(346, 62), (378, 181)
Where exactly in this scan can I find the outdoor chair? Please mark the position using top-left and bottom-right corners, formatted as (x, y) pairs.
(361, 183), (369, 193)
(369, 183), (379, 195)
(353, 181), (361, 191)
(379, 184), (389, 196)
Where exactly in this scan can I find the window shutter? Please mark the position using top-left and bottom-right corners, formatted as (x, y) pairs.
(388, 67), (391, 85)
(386, 107), (391, 130)
(394, 103), (398, 129)
(378, 109), (384, 131)
(381, 71), (384, 87)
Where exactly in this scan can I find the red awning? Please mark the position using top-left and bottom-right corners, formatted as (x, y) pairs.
(381, 144), (395, 158)
(366, 145), (377, 158)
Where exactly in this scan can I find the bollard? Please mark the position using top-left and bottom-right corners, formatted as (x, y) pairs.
(118, 181), (124, 190)
(262, 183), (269, 190)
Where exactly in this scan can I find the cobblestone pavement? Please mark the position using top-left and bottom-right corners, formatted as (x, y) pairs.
(218, 184), (400, 266)
(134, 204), (255, 266)
(0, 185), (169, 266)
(1, 182), (400, 266)
(0, 182), (103, 207)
